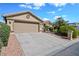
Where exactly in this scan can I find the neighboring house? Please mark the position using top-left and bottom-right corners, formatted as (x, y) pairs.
(43, 20), (53, 32)
(43, 20), (53, 27)
(77, 26), (79, 30)
(68, 23), (79, 30)
(68, 23), (76, 26)
(3, 11), (43, 33)
(68, 23), (79, 26)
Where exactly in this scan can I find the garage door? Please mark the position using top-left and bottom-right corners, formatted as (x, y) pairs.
(14, 22), (39, 33)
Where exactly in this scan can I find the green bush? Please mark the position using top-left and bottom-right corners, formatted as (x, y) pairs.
(0, 22), (10, 46)
(59, 25), (78, 38)
(68, 26), (78, 38)
(58, 25), (68, 36)
(77, 30), (79, 36)
(73, 30), (78, 38)
(43, 25), (49, 31)
(49, 27), (53, 32)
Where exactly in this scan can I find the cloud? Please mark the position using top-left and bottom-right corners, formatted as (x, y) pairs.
(33, 3), (45, 7)
(53, 15), (67, 20)
(49, 3), (67, 7)
(54, 16), (61, 19)
(43, 18), (50, 21)
(19, 4), (32, 9)
(48, 11), (56, 14)
(26, 5), (32, 9)
(33, 7), (40, 10)
(62, 15), (67, 18)
(19, 4), (26, 8)
(58, 8), (62, 11)
(33, 3), (45, 10)
(19, 3), (45, 10)
(70, 3), (76, 5)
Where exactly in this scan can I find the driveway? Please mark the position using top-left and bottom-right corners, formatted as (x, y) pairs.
(15, 32), (79, 56)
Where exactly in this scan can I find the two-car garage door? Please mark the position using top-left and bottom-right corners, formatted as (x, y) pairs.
(14, 22), (39, 33)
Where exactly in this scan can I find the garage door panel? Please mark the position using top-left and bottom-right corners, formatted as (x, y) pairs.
(14, 22), (39, 33)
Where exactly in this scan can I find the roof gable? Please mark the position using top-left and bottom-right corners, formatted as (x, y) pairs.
(3, 11), (43, 22)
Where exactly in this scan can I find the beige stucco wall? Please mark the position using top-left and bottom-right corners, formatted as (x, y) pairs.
(7, 20), (14, 31)
(39, 23), (44, 32)
(6, 13), (40, 23)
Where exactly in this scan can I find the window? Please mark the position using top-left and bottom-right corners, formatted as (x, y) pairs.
(26, 14), (30, 19)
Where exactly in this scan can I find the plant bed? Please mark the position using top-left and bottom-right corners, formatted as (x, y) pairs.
(0, 22), (10, 46)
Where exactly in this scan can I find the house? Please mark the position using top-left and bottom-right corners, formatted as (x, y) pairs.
(3, 11), (43, 33)
(68, 23), (79, 26)
(68, 23), (76, 26)
(76, 25), (79, 30)
(43, 20), (53, 27)
(43, 20), (53, 32)
(68, 23), (79, 30)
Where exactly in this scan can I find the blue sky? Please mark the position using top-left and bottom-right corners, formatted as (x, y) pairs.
(0, 3), (79, 23)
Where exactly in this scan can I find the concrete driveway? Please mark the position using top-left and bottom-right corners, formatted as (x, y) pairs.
(15, 32), (79, 56)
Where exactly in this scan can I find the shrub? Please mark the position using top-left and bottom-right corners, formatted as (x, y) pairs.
(49, 27), (54, 32)
(59, 25), (68, 36)
(68, 26), (78, 38)
(43, 25), (49, 31)
(77, 30), (79, 36)
(59, 25), (78, 38)
(72, 29), (78, 38)
(0, 22), (10, 46)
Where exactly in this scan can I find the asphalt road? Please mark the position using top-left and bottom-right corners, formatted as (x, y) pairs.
(54, 42), (79, 56)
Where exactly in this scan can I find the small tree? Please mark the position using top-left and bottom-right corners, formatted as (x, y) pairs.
(43, 24), (49, 32)
(53, 17), (68, 31)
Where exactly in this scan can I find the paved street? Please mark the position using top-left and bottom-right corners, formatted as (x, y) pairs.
(54, 42), (79, 56)
(15, 32), (79, 56)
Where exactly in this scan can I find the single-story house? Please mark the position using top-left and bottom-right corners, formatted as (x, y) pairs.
(68, 23), (79, 30)
(77, 26), (79, 30)
(43, 20), (53, 27)
(3, 11), (44, 33)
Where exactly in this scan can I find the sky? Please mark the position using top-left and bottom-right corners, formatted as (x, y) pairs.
(0, 3), (79, 23)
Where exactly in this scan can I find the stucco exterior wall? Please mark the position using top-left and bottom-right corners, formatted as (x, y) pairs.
(7, 20), (14, 31)
(6, 14), (40, 23)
